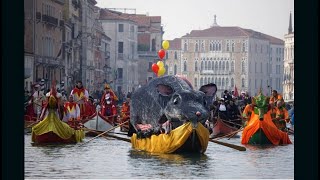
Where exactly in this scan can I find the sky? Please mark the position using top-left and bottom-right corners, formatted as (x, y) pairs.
(96, 0), (294, 41)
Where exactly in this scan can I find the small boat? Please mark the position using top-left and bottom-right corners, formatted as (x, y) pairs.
(82, 112), (115, 135)
(131, 122), (210, 154)
(210, 117), (242, 138)
(241, 92), (292, 145)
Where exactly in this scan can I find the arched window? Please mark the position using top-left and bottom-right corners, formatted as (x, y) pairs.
(208, 77), (211, 83)
(242, 78), (245, 88)
(152, 39), (156, 51)
(184, 43), (188, 51)
(215, 43), (219, 51)
(231, 78), (234, 87)
(195, 61), (198, 71)
(226, 41), (230, 51)
(200, 77), (203, 86)
(222, 78), (225, 87)
(222, 61), (225, 71)
(231, 61), (234, 72)
(218, 42), (221, 51)
(205, 61), (208, 70)
(204, 77), (208, 85)
(201, 61), (204, 71)
(226, 61), (229, 71)
(209, 43), (213, 51)
(174, 65), (177, 75)
(165, 65), (169, 75)
(226, 78), (229, 87)
(208, 61), (212, 70)
(213, 42), (216, 51)
(194, 78), (198, 87)
(174, 51), (178, 59)
(231, 42), (235, 52)
(215, 77), (217, 84)
(218, 77), (221, 86)
(242, 41), (246, 52)
(195, 43), (199, 52)
(219, 61), (222, 70)
(242, 61), (245, 74)
(183, 61), (187, 71)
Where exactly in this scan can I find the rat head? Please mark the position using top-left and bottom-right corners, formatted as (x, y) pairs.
(157, 83), (209, 129)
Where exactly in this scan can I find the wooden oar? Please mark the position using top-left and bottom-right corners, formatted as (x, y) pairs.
(220, 118), (242, 127)
(211, 128), (244, 140)
(227, 127), (244, 140)
(82, 127), (128, 136)
(209, 139), (246, 151)
(78, 120), (129, 147)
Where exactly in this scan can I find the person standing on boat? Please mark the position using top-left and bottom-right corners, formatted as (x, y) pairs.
(269, 90), (284, 107)
(63, 95), (81, 128)
(39, 83), (62, 121)
(242, 102), (255, 126)
(70, 81), (89, 117)
(83, 96), (96, 118)
(100, 84), (118, 117)
(28, 84), (46, 120)
(273, 100), (290, 131)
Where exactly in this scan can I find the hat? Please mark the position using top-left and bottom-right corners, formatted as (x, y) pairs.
(61, 81), (64, 84)
(41, 79), (45, 82)
(104, 84), (110, 89)
(220, 98), (225, 101)
(224, 90), (228, 93)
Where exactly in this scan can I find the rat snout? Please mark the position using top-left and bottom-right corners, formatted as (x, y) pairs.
(196, 111), (201, 117)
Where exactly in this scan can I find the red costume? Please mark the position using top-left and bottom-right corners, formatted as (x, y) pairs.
(100, 85), (118, 117)
(70, 87), (89, 117)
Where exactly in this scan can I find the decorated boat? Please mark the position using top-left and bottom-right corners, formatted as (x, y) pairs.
(241, 92), (292, 145)
(31, 85), (84, 144)
(210, 116), (242, 138)
(131, 122), (210, 154)
(82, 112), (115, 135)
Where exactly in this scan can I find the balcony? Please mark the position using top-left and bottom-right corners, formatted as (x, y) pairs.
(137, 51), (157, 58)
(35, 56), (64, 67)
(42, 14), (58, 26)
(59, 20), (64, 27)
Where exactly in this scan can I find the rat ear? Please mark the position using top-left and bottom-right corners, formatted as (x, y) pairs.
(156, 84), (174, 96)
(199, 83), (217, 96)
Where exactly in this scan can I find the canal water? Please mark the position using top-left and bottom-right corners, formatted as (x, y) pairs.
(25, 130), (294, 179)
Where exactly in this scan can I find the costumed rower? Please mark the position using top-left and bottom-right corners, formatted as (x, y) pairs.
(39, 85), (63, 120)
(63, 95), (82, 129)
(100, 84), (118, 117)
(70, 81), (89, 117)
(28, 83), (46, 120)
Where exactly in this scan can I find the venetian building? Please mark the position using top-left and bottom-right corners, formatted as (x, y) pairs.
(179, 16), (284, 96)
(33, 0), (66, 89)
(99, 8), (140, 94)
(164, 38), (182, 77)
(283, 12), (294, 101)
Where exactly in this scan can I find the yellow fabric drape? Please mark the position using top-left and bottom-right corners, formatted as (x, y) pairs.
(131, 122), (209, 153)
(241, 110), (292, 145)
(32, 109), (84, 142)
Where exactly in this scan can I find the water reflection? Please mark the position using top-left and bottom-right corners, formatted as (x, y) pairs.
(127, 150), (212, 179)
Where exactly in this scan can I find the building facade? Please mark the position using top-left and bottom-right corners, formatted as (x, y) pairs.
(99, 9), (139, 94)
(164, 38), (182, 77)
(178, 19), (284, 96)
(283, 12), (294, 102)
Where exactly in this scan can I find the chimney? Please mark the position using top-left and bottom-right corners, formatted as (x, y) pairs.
(211, 14), (219, 27)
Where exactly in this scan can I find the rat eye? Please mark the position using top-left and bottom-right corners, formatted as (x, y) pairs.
(203, 98), (207, 106)
(173, 96), (181, 105)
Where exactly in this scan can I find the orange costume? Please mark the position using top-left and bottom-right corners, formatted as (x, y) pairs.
(242, 104), (254, 121)
(241, 93), (291, 145)
(70, 87), (89, 117)
(269, 94), (284, 106)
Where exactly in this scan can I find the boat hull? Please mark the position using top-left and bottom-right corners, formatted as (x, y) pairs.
(248, 128), (272, 145)
(32, 131), (77, 144)
(83, 112), (114, 134)
(131, 122), (210, 154)
(211, 118), (239, 138)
